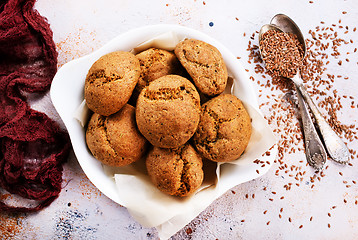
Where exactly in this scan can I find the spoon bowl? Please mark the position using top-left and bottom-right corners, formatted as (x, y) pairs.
(258, 24), (283, 43)
(258, 24), (284, 60)
(270, 13), (306, 54)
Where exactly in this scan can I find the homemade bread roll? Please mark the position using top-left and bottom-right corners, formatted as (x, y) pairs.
(136, 75), (201, 148)
(85, 51), (140, 116)
(86, 104), (148, 167)
(193, 94), (251, 162)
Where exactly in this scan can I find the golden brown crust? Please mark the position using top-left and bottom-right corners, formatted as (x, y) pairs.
(86, 104), (148, 167)
(136, 48), (184, 92)
(174, 39), (228, 96)
(136, 75), (201, 148)
(193, 94), (252, 162)
(146, 144), (204, 197)
(84, 51), (140, 116)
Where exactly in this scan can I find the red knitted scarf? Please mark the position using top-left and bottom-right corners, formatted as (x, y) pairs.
(0, 0), (70, 212)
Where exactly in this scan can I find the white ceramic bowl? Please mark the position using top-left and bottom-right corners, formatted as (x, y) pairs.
(50, 24), (277, 206)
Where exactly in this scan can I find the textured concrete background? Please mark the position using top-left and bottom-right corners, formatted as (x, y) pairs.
(1, 0), (358, 239)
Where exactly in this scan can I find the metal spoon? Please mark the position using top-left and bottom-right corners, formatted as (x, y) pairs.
(259, 23), (326, 170)
(258, 15), (350, 167)
(270, 14), (350, 164)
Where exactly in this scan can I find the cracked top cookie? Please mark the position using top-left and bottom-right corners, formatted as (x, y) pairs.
(136, 75), (200, 148)
(193, 94), (252, 162)
(85, 51), (140, 116)
(86, 104), (148, 167)
(174, 39), (228, 96)
(136, 48), (184, 93)
(146, 144), (204, 197)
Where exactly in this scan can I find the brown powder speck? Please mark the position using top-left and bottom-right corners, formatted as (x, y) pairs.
(56, 29), (100, 68)
(0, 213), (25, 239)
(78, 178), (102, 200)
(0, 193), (11, 201)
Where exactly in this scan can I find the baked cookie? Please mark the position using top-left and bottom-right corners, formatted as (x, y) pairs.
(136, 48), (184, 92)
(86, 104), (148, 167)
(193, 94), (252, 162)
(146, 144), (204, 197)
(174, 39), (228, 96)
(85, 51), (140, 116)
(136, 75), (201, 148)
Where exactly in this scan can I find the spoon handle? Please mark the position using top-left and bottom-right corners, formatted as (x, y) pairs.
(295, 86), (327, 170)
(294, 80), (350, 164)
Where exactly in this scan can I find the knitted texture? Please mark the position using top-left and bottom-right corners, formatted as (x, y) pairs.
(0, 0), (70, 212)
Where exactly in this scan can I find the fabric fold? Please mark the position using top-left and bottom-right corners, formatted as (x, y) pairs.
(0, 0), (70, 212)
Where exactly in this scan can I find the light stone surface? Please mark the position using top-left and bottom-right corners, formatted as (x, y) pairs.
(1, 0), (358, 239)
